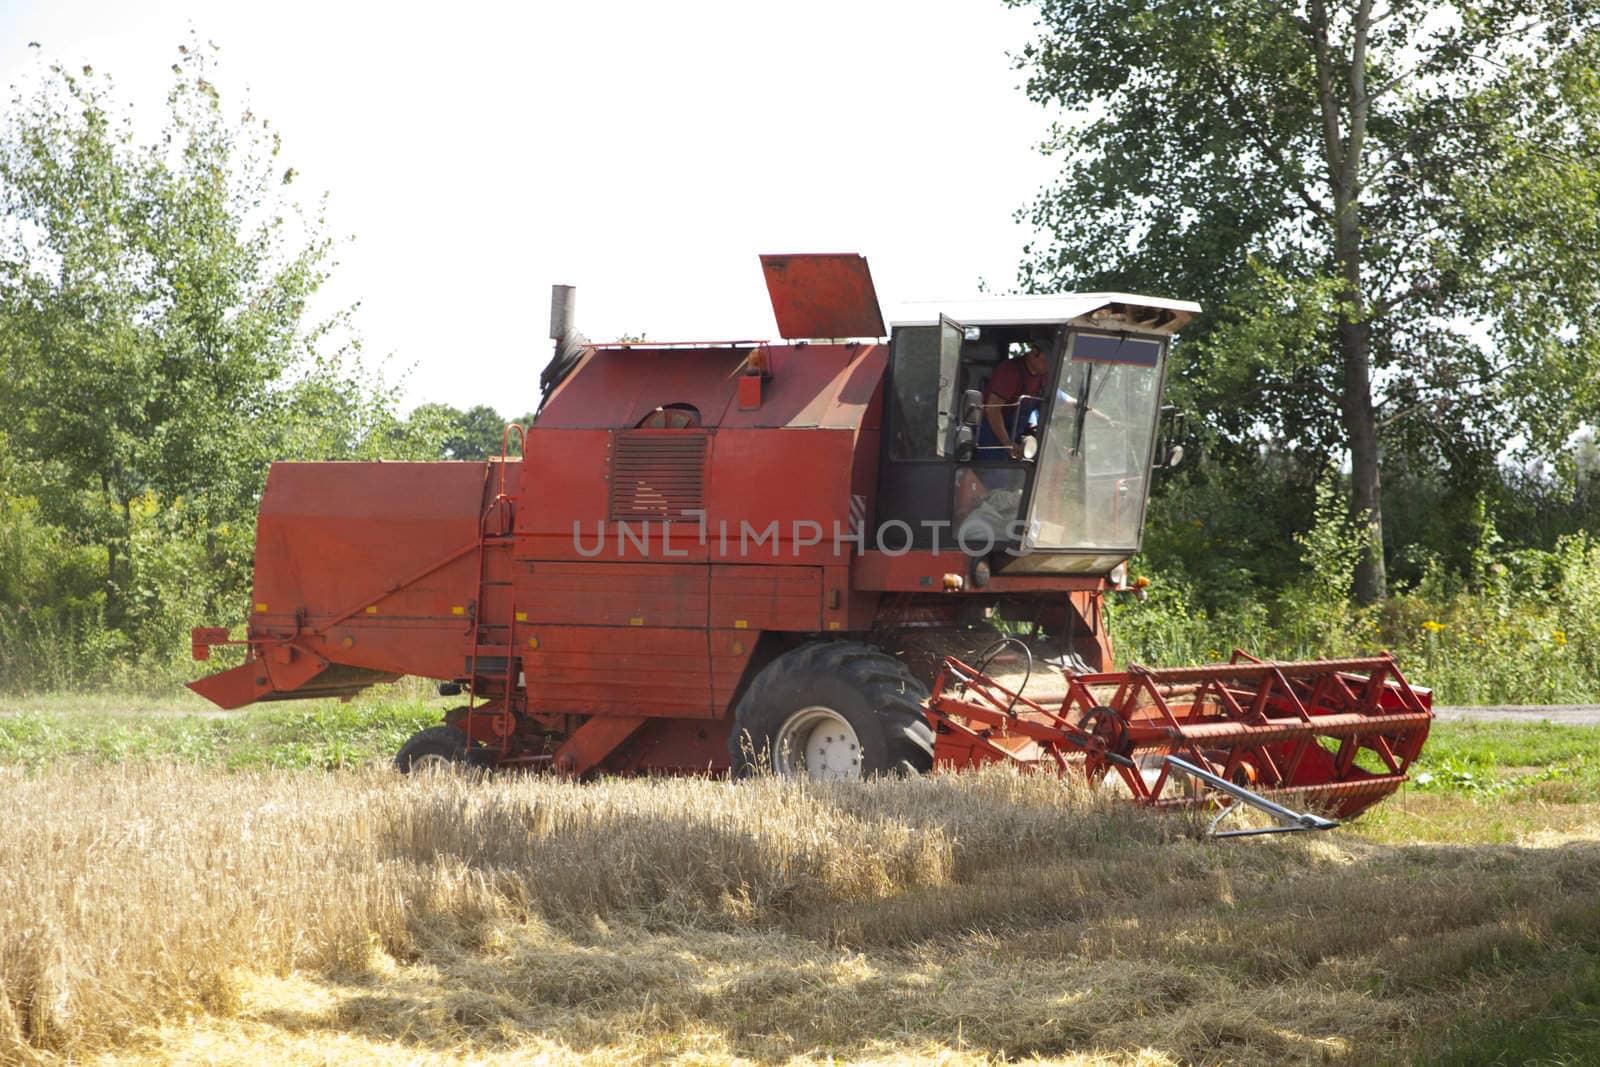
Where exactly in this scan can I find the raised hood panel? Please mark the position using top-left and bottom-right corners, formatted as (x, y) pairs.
(760, 253), (886, 340)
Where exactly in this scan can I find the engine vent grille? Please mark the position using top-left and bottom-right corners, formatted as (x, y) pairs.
(608, 431), (709, 522)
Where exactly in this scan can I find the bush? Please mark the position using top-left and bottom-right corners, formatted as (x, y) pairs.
(1113, 527), (1600, 705)
(0, 491), (238, 694)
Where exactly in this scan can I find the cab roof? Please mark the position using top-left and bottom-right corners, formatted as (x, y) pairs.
(887, 293), (1202, 334)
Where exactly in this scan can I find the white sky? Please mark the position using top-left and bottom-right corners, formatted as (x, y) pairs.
(0, 0), (1061, 412)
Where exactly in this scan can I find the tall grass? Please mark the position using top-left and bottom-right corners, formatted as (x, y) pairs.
(0, 765), (1157, 1061)
(1111, 533), (1600, 705)
(5, 764), (1600, 1065)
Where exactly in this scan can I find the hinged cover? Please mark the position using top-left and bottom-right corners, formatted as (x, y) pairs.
(760, 253), (887, 340)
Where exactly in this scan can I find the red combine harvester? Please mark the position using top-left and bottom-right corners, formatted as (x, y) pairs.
(191, 254), (1431, 833)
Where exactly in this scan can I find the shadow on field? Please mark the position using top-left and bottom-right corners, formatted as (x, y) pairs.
(266, 784), (1600, 1065)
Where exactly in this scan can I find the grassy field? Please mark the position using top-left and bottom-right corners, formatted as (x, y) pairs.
(2, 697), (1600, 1065)
(0, 684), (447, 770)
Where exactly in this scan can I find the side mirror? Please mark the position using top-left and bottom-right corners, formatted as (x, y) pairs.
(954, 425), (976, 461)
(962, 389), (983, 426)
(1154, 407), (1187, 471)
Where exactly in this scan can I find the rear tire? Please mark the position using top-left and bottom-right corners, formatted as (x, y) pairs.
(394, 725), (472, 774)
(729, 642), (934, 780)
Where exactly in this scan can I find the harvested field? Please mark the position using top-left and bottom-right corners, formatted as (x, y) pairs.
(3, 750), (1600, 1065)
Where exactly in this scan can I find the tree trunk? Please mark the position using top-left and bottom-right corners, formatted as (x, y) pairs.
(1313, 0), (1388, 603)
(1340, 316), (1387, 603)
(101, 470), (118, 625)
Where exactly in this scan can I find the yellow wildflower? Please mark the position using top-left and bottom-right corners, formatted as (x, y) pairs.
(1421, 619), (1446, 633)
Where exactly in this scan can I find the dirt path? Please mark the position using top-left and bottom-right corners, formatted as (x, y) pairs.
(1433, 704), (1600, 725)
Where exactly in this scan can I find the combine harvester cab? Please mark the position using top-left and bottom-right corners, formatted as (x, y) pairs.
(191, 254), (1431, 831)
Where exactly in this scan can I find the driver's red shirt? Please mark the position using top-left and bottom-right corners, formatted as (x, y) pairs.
(986, 357), (1046, 404)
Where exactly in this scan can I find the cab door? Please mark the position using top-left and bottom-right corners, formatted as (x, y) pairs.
(875, 316), (965, 545)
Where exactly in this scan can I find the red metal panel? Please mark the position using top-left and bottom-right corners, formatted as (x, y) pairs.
(821, 564), (852, 633)
(188, 460), (504, 705)
(522, 625), (713, 718)
(517, 562), (708, 628)
(250, 461), (488, 634)
(536, 343), (884, 432)
(310, 536), (512, 681)
(615, 349), (747, 426)
(519, 429), (716, 563)
(515, 429), (619, 559)
(703, 429), (855, 566)
(761, 253), (886, 340)
(738, 373), (762, 411)
(709, 628), (757, 718)
(539, 347), (748, 430)
(190, 627), (229, 661)
(715, 344), (887, 430)
(552, 715), (647, 776)
(708, 565), (822, 632)
(529, 347), (645, 428)
(606, 717), (735, 774)
(263, 644), (330, 692)
(189, 661), (271, 710)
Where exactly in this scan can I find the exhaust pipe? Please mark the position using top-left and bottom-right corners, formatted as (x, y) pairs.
(549, 284), (576, 342)
(539, 283), (588, 409)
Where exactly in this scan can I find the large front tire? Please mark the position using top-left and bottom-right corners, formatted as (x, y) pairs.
(729, 642), (934, 780)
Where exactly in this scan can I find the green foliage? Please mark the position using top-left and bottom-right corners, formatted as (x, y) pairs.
(0, 43), (436, 691)
(1399, 720), (1600, 801)
(1426, 957), (1600, 1066)
(1275, 466), (1366, 643)
(1014, 0), (1600, 446)
(1114, 461), (1600, 705)
(1382, 533), (1600, 706)
(0, 690), (442, 771)
(410, 402), (526, 460)
(1011, 0), (1600, 599)
(0, 46), (326, 531)
(268, 354), (445, 463)
(1293, 469), (1364, 603)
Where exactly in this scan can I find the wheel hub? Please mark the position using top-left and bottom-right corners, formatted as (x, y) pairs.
(774, 706), (862, 780)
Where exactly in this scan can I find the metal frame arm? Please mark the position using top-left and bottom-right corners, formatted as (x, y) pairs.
(1164, 756), (1341, 837)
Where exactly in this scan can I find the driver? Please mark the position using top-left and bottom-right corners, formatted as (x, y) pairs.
(978, 343), (1048, 459)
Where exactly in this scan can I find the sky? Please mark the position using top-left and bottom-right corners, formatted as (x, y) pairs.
(0, 1), (1063, 412)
